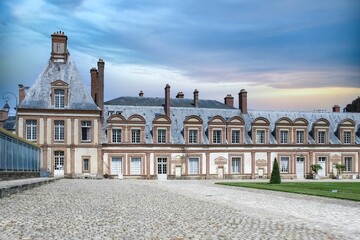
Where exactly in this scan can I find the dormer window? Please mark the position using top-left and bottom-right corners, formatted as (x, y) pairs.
(152, 115), (171, 144)
(51, 80), (69, 109)
(256, 130), (265, 144)
(280, 130), (288, 144)
(343, 131), (351, 144)
(313, 118), (330, 145)
(252, 117), (270, 144)
(189, 129), (198, 143)
(338, 119), (355, 144)
(212, 129), (222, 144)
(296, 130), (304, 144)
(184, 115), (203, 144)
(55, 89), (65, 108)
(318, 131), (326, 144)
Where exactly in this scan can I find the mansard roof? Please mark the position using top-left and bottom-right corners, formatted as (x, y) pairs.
(104, 96), (235, 109)
(18, 57), (98, 111)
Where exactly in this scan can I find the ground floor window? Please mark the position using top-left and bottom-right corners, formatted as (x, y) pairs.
(111, 157), (122, 175)
(83, 158), (89, 172)
(280, 156), (289, 173)
(188, 158), (199, 174)
(157, 157), (167, 174)
(131, 157), (141, 175)
(54, 151), (64, 170)
(344, 157), (353, 172)
(231, 157), (241, 173)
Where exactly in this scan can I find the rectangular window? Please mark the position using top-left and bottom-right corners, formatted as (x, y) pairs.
(54, 89), (65, 108)
(54, 151), (64, 170)
(26, 120), (37, 141)
(212, 130), (222, 144)
(296, 130), (304, 144)
(54, 120), (65, 141)
(318, 131), (326, 144)
(280, 130), (288, 144)
(344, 157), (352, 172)
(111, 157), (122, 175)
(157, 157), (167, 174)
(231, 130), (240, 144)
(318, 156), (326, 162)
(112, 129), (122, 143)
(131, 129), (141, 143)
(231, 157), (241, 173)
(81, 121), (92, 142)
(189, 129), (198, 144)
(83, 158), (89, 172)
(131, 157), (141, 175)
(157, 129), (167, 143)
(188, 158), (199, 174)
(343, 131), (351, 144)
(256, 130), (265, 144)
(280, 157), (289, 173)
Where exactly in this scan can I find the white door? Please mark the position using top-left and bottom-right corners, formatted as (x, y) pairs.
(296, 157), (305, 179)
(111, 157), (122, 176)
(157, 158), (167, 180)
(318, 157), (326, 177)
(217, 167), (224, 179)
(54, 151), (64, 177)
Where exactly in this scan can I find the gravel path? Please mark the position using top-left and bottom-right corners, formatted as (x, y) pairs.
(0, 179), (359, 239)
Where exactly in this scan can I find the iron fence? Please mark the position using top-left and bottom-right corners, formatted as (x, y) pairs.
(0, 129), (40, 172)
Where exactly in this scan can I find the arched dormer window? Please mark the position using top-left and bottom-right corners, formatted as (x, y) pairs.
(338, 119), (355, 144)
(293, 118), (309, 144)
(227, 116), (245, 144)
(107, 114), (127, 143)
(184, 115), (203, 144)
(152, 115), (171, 144)
(208, 116), (226, 144)
(313, 118), (330, 144)
(275, 117), (293, 144)
(51, 80), (69, 108)
(251, 117), (270, 144)
(127, 114), (146, 144)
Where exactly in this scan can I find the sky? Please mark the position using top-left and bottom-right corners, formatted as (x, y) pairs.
(0, 0), (359, 114)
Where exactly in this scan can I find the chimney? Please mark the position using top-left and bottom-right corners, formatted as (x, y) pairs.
(239, 89), (248, 114)
(139, 91), (144, 97)
(97, 59), (105, 111)
(176, 92), (184, 99)
(164, 84), (171, 117)
(90, 59), (105, 111)
(224, 94), (234, 108)
(50, 31), (68, 63)
(18, 84), (25, 103)
(193, 89), (199, 108)
(332, 105), (340, 113)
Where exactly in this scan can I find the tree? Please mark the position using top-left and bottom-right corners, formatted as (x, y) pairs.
(270, 158), (281, 184)
(335, 163), (345, 176)
(344, 97), (360, 112)
(310, 164), (322, 175)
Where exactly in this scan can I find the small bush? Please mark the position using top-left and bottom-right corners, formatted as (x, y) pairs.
(270, 158), (281, 184)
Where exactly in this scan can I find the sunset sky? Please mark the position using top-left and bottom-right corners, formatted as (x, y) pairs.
(0, 0), (359, 113)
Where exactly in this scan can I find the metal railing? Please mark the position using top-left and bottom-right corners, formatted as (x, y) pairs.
(0, 129), (40, 172)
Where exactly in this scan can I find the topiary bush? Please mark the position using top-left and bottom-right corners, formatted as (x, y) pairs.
(270, 157), (281, 184)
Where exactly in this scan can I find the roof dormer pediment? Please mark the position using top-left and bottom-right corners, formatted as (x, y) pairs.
(51, 79), (68, 87)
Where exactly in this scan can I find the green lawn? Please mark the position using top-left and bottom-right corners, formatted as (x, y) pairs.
(216, 182), (360, 201)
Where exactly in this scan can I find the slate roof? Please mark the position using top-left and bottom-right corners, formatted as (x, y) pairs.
(18, 56), (98, 111)
(102, 103), (360, 145)
(3, 116), (16, 132)
(105, 96), (235, 109)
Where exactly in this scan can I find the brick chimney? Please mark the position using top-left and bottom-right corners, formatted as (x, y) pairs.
(239, 89), (248, 114)
(164, 84), (171, 117)
(51, 31), (68, 63)
(18, 84), (25, 103)
(90, 59), (105, 110)
(176, 92), (184, 99)
(193, 89), (199, 108)
(224, 94), (234, 108)
(332, 105), (340, 113)
(139, 91), (144, 97)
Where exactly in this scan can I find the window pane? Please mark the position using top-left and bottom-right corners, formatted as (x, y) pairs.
(296, 131), (304, 144)
(280, 157), (289, 173)
(55, 89), (65, 108)
(111, 157), (122, 175)
(231, 130), (240, 144)
(26, 120), (37, 140)
(54, 120), (64, 141)
(157, 129), (166, 143)
(112, 129), (122, 143)
(231, 157), (241, 173)
(318, 131), (326, 144)
(213, 130), (222, 144)
(256, 130), (265, 144)
(344, 157), (352, 172)
(189, 130), (198, 143)
(131, 157), (141, 174)
(131, 129), (141, 143)
(343, 131), (351, 144)
(280, 130), (288, 144)
(189, 158), (199, 174)
(83, 159), (89, 171)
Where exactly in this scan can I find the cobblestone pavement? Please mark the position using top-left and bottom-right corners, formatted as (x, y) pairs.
(0, 179), (359, 239)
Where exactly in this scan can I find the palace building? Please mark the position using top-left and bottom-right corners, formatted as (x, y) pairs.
(15, 32), (360, 180)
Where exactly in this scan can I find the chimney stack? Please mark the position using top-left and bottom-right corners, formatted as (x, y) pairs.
(224, 94), (234, 108)
(239, 89), (248, 114)
(139, 91), (144, 97)
(176, 92), (184, 99)
(18, 84), (25, 103)
(50, 31), (68, 63)
(90, 59), (105, 111)
(332, 105), (340, 113)
(193, 89), (199, 108)
(164, 84), (171, 117)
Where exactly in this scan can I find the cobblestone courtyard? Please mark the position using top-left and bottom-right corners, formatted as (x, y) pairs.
(0, 179), (359, 239)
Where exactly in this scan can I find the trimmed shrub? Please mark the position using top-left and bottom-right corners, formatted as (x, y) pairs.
(270, 158), (281, 184)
